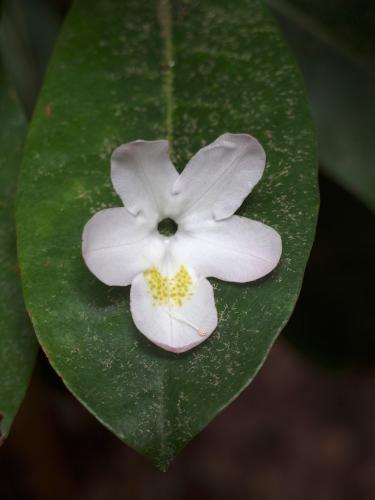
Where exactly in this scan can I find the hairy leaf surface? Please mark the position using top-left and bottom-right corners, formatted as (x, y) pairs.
(17, 0), (319, 468)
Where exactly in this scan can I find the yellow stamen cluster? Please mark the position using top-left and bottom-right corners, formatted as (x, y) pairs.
(144, 265), (193, 307)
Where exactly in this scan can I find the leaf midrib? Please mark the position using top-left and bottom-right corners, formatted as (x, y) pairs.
(157, 0), (174, 468)
(159, 0), (174, 151)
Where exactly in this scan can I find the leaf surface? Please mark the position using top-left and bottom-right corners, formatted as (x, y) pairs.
(17, 0), (318, 468)
(0, 66), (37, 442)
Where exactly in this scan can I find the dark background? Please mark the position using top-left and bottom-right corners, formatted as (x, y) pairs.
(1, 0), (375, 498)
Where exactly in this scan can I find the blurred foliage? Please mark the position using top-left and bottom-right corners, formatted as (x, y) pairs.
(0, 64), (37, 440)
(278, 0), (375, 63)
(283, 173), (375, 369)
(0, 0), (65, 442)
(0, 0), (66, 116)
(268, 0), (375, 213)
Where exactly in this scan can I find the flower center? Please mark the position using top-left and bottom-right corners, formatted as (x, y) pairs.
(157, 218), (178, 236)
(144, 265), (193, 307)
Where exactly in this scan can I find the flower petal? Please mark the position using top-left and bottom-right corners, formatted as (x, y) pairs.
(171, 215), (282, 282)
(82, 208), (164, 286)
(111, 140), (178, 224)
(171, 133), (266, 224)
(130, 269), (218, 353)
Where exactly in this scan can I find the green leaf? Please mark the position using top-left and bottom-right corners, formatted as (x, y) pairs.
(16, 0), (318, 468)
(268, 0), (375, 212)
(0, 66), (37, 442)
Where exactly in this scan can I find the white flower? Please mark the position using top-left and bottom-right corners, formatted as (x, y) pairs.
(82, 133), (282, 353)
